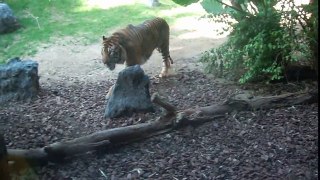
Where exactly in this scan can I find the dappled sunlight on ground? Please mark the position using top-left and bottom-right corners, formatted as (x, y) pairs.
(159, 2), (204, 17)
(80, 1), (232, 39)
(160, 3), (231, 39)
(82, 0), (144, 10)
(274, 0), (310, 10)
(171, 16), (230, 39)
(29, 1), (230, 82)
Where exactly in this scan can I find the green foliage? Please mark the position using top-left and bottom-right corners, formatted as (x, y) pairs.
(200, 0), (317, 83)
(200, 0), (226, 14)
(297, 0), (318, 73)
(0, 0), (189, 63)
(171, 0), (199, 6)
(170, 0), (225, 13)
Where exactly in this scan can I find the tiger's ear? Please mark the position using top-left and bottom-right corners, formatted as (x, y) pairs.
(102, 36), (107, 40)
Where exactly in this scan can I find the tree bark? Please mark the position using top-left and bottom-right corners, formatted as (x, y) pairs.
(6, 90), (318, 168)
(0, 133), (10, 180)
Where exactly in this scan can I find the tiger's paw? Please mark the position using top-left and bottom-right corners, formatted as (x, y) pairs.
(159, 59), (175, 78)
(159, 67), (173, 78)
(159, 73), (168, 78)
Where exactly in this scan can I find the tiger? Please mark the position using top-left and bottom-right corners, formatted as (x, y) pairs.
(101, 17), (173, 77)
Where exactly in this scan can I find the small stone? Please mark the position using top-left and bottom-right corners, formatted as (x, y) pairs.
(261, 154), (269, 161)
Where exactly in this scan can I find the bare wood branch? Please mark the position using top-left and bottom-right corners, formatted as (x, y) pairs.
(7, 118), (174, 164)
(151, 93), (177, 114)
(7, 148), (48, 166)
(24, 10), (41, 29)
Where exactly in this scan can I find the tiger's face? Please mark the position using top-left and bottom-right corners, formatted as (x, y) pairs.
(101, 36), (126, 70)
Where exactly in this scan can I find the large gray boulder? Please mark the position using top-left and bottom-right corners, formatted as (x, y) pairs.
(0, 3), (20, 34)
(104, 65), (155, 118)
(0, 57), (40, 103)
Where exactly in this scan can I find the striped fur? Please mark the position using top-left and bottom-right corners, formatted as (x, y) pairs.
(101, 17), (173, 77)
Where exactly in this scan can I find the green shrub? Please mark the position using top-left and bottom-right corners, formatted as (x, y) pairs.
(200, 0), (317, 83)
(171, 0), (199, 6)
(200, 0), (225, 14)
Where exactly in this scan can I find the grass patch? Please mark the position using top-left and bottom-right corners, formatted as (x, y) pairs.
(1, 0), (201, 63)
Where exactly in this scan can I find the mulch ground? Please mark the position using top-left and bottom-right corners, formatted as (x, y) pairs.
(1, 70), (318, 180)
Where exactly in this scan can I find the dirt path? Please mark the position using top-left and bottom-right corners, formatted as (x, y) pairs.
(29, 16), (227, 85)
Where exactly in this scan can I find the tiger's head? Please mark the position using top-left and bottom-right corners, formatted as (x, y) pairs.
(101, 35), (127, 70)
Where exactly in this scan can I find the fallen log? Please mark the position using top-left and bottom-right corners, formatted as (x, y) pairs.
(7, 118), (173, 165)
(6, 89), (318, 168)
(182, 89), (318, 116)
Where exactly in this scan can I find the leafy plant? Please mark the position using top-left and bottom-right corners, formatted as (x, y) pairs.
(200, 0), (317, 83)
(171, 0), (198, 6)
(200, 0), (225, 14)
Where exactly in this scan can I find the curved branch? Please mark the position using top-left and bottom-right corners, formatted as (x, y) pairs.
(151, 93), (177, 114)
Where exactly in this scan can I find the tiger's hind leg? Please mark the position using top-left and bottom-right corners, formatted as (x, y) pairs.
(158, 43), (173, 78)
(159, 56), (172, 78)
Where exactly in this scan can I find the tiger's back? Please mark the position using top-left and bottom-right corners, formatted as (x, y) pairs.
(102, 17), (173, 77)
(118, 17), (170, 65)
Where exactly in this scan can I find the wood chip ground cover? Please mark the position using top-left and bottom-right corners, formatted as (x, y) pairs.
(0, 71), (318, 179)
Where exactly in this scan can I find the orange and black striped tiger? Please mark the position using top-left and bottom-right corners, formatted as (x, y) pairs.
(101, 17), (173, 77)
